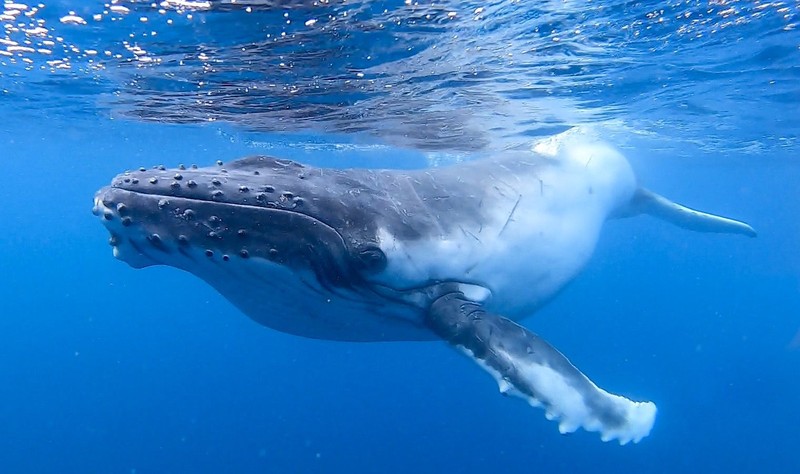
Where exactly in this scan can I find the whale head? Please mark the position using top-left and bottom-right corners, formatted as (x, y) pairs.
(93, 157), (389, 273)
(92, 156), (427, 341)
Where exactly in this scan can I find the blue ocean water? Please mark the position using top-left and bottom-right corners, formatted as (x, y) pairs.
(0, 0), (798, 472)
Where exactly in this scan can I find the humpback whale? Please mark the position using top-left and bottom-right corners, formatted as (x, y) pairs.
(93, 134), (755, 445)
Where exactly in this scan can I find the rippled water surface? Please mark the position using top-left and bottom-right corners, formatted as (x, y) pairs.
(3, 0), (798, 151)
(1, 1), (798, 473)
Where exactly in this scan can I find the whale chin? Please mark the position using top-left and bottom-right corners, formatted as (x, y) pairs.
(110, 244), (159, 269)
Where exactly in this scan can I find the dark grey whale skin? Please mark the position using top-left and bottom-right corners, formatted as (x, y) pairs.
(94, 150), (754, 444)
(95, 152), (755, 341)
(95, 155), (630, 435)
(98, 154), (541, 256)
(94, 154), (547, 336)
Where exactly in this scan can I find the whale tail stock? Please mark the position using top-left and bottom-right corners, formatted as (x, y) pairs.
(629, 188), (756, 237)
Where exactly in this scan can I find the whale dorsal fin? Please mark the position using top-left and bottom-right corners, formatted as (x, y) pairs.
(631, 188), (756, 237)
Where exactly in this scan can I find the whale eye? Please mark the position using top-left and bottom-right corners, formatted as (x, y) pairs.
(354, 245), (386, 273)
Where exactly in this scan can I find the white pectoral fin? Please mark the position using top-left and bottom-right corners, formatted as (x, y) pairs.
(426, 292), (656, 445)
(482, 348), (657, 445)
(632, 188), (756, 237)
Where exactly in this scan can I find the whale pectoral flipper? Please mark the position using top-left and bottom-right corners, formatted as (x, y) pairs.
(426, 292), (657, 445)
(633, 188), (756, 237)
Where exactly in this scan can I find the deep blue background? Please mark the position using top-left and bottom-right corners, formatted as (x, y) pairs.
(1, 114), (797, 473)
(1, 1), (799, 473)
